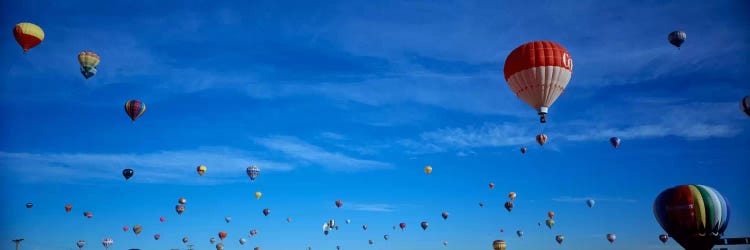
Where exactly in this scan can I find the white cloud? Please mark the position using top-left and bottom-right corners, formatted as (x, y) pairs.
(0, 147), (292, 184)
(345, 202), (395, 212)
(255, 136), (392, 172)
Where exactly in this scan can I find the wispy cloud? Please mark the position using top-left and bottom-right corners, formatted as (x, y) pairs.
(0, 147), (292, 184)
(345, 202), (395, 212)
(255, 136), (392, 172)
(551, 196), (637, 203)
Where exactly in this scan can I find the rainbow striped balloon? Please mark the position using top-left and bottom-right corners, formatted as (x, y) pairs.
(653, 184), (730, 250)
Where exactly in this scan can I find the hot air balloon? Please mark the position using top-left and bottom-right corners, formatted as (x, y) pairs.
(218, 231), (227, 241)
(368, 239), (374, 245)
(336, 200), (343, 208)
(215, 243), (224, 250)
(76, 240), (85, 249)
(101, 238), (113, 249)
(159, 216), (165, 223)
(421, 221), (429, 230)
(123, 226), (129, 232)
(251, 229), (258, 236)
(122, 169), (134, 181)
(132, 225), (142, 236)
(504, 41), (573, 124)
(508, 192), (517, 201)
(246, 165), (260, 181)
(442, 212), (449, 220)
(262, 208), (270, 216)
(287, 217), (292, 223)
(536, 134), (547, 146)
(239, 238), (246, 245)
(741, 96), (750, 117)
(516, 230), (523, 237)
(492, 240), (506, 250)
(224, 216), (231, 223)
(607, 233), (616, 243)
(384, 234), (389, 240)
(323, 230), (329, 236)
(25, 203), (32, 208)
(668, 31), (687, 49)
(85, 212), (93, 219)
(178, 197), (187, 204)
(210, 237), (216, 244)
(124, 100), (146, 122)
(328, 219), (335, 229)
(362, 224), (368, 230)
(546, 219), (555, 229)
(399, 223), (406, 230)
(196, 165), (207, 176)
(548, 211), (555, 219)
(653, 184), (730, 250)
(587, 199), (595, 208)
(489, 183), (495, 189)
(504, 201), (514, 212)
(255, 192), (262, 200)
(520, 147), (527, 154)
(176, 205), (185, 215)
(659, 234), (669, 243)
(153, 234), (160, 240)
(182, 237), (189, 244)
(479, 202), (484, 208)
(424, 165), (433, 175)
(335, 225), (340, 230)
(610, 137), (621, 148)
(555, 235), (564, 244)
(65, 204), (73, 213)
(500, 229), (504, 233)
(78, 51), (100, 79)
(254, 248), (260, 250)
(13, 23), (44, 53)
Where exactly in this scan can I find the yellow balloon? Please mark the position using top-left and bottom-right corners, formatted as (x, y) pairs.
(424, 166), (432, 175)
(255, 191), (262, 200)
(196, 165), (207, 176)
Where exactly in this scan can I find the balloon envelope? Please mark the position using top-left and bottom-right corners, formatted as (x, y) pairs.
(653, 184), (730, 250)
(504, 41), (573, 123)
(668, 31), (687, 48)
(587, 199), (595, 208)
(492, 240), (506, 250)
(124, 100), (146, 122)
(741, 96), (750, 117)
(13, 23), (44, 53)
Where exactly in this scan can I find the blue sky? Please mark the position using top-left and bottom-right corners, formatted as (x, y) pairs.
(1, 0), (749, 249)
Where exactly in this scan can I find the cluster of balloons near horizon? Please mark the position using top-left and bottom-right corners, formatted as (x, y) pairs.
(13, 21), (746, 249)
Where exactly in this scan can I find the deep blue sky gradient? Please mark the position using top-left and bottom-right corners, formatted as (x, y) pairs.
(1, 0), (749, 249)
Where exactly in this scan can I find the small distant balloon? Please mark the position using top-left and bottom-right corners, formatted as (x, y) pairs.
(13, 23), (44, 53)
(424, 165), (433, 175)
(421, 221), (429, 230)
(741, 96), (750, 117)
(124, 100), (146, 122)
(442, 212), (449, 220)
(218, 231), (227, 241)
(520, 147), (527, 154)
(668, 31), (687, 49)
(659, 234), (669, 244)
(262, 208), (270, 216)
(76, 240), (85, 249)
(516, 230), (523, 237)
(399, 223), (406, 230)
(607, 233), (616, 243)
(246, 165), (260, 181)
(609, 137), (621, 148)
(178, 197), (187, 204)
(489, 183), (495, 189)
(239, 238), (246, 245)
(504, 201), (514, 212)
(122, 169), (134, 181)
(508, 192), (517, 200)
(175, 205), (185, 215)
(132, 225), (142, 236)
(153, 234), (160, 240)
(65, 204), (73, 213)
(25, 202), (32, 209)
(492, 240), (506, 250)
(101, 238), (113, 249)
(196, 165), (207, 176)
(536, 134), (547, 146)
(555, 235), (564, 244)
(159, 216), (165, 223)
(225, 216), (231, 223)
(182, 237), (189, 244)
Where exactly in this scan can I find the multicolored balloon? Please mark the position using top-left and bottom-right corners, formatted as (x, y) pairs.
(132, 225), (142, 236)
(335, 200), (343, 208)
(210, 237), (216, 244)
(442, 212), (449, 220)
(78, 51), (100, 79)
(76, 240), (85, 249)
(536, 134), (547, 146)
(218, 231), (227, 241)
(504, 201), (514, 212)
(520, 147), (527, 154)
(246, 165), (260, 181)
(421, 221), (429, 230)
(153, 234), (160, 240)
(101, 238), (113, 249)
(659, 234), (669, 243)
(516, 230), (523, 237)
(653, 184), (730, 250)
(178, 197), (187, 204)
(262, 208), (270, 216)
(196, 165), (207, 176)
(176, 205), (185, 215)
(399, 223), (406, 230)
(492, 240), (506, 250)
(239, 238), (246, 245)
(508, 192), (517, 201)
(504, 41), (573, 123)
(545, 219), (555, 229)
(182, 237), (189, 244)
(124, 100), (146, 122)
(215, 243), (224, 250)
(13, 23), (44, 53)
(65, 204), (73, 213)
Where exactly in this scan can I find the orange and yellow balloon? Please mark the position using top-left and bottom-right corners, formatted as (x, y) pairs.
(254, 191), (262, 200)
(424, 166), (432, 175)
(13, 22), (44, 53)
